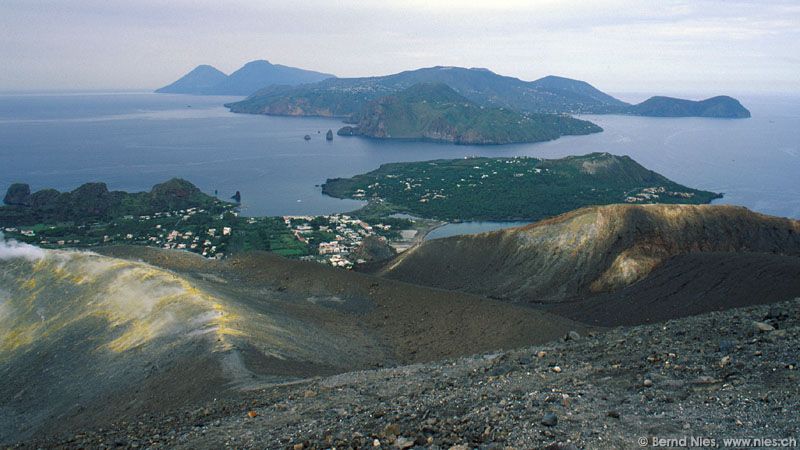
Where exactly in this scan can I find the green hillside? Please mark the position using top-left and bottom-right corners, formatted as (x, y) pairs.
(628, 95), (751, 118)
(337, 83), (602, 145)
(323, 153), (722, 221)
(226, 66), (629, 117)
(0, 178), (224, 226)
(226, 66), (750, 120)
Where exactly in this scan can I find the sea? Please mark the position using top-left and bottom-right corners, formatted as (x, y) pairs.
(1, 91), (798, 239)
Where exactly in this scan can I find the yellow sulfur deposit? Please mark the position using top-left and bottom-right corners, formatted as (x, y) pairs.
(0, 250), (247, 355)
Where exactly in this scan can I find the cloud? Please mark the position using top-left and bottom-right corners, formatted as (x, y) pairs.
(0, 232), (45, 261)
(0, 0), (798, 93)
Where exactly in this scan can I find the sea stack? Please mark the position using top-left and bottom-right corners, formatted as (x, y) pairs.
(326, 129), (334, 141)
(3, 183), (31, 206)
(231, 191), (241, 203)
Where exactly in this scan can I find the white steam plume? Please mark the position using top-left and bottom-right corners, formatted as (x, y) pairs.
(0, 232), (45, 261)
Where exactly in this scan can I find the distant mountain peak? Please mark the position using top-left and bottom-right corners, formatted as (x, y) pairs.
(227, 65), (629, 117)
(535, 74), (581, 82)
(155, 64), (228, 94)
(194, 64), (222, 71)
(156, 59), (335, 96)
(224, 65), (749, 119)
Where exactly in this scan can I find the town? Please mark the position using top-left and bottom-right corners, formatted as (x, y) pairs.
(2, 205), (416, 269)
(624, 186), (697, 203)
(283, 214), (409, 268)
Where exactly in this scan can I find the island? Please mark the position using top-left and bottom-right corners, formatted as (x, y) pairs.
(225, 65), (750, 119)
(1, 154), (722, 267)
(156, 60), (335, 96)
(626, 95), (751, 118)
(336, 83), (602, 145)
(1, 179), (415, 266)
(322, 153), (722, 221)
(154, 65), (228, 95)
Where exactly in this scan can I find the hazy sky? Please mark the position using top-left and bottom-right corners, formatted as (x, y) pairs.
(1, 0), (798, 95)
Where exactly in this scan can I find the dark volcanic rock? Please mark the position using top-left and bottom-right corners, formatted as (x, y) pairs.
(541, 412), (558, 426)
(379, 204), (800, 306)
(3, 183), (31, 206)
(23, 297), (800, 449)
(0, 178), (220, 226)
(337, 126), (359, 136)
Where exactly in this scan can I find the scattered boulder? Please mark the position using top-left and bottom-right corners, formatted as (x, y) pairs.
(753, 321), (775, 332)
(383, 423), (400, 437)
(394, 436), (414, 449)
(566, 331), (581, 341)
(541, 412), (558, 427)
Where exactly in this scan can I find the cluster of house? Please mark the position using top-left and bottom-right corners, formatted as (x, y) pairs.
(158, 225), (232, 258)
(625, 186), (696, 203)
(4, 205), (411, 268)
(284, 214), (392, 268)
(3, 227), (82, 247)
(355, 158), (551, 204)
(104, 207), (238, 258)
(3, 227), (33, 237)
(3, 206), (236, 256)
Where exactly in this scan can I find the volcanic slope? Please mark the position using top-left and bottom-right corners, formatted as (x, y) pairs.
(0, 246), (582, 443)
(27, 297), (800, 449)
(377, 204), (800, 316)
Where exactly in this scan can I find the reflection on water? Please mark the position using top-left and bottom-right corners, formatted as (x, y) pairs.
(425, 221), (532, 240)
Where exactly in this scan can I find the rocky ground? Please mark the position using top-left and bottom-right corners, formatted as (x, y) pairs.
(18, 297), (799, 449)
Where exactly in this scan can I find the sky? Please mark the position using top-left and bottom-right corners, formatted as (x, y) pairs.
(1, 0), (798, 95)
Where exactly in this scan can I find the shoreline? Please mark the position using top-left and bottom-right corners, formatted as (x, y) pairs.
(389, 219), (447, 253)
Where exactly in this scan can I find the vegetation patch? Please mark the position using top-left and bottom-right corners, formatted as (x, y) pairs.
(322, 153), (722, 221)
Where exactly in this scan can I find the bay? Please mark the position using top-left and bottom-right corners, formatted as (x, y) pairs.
(1, 91), (797, 223)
